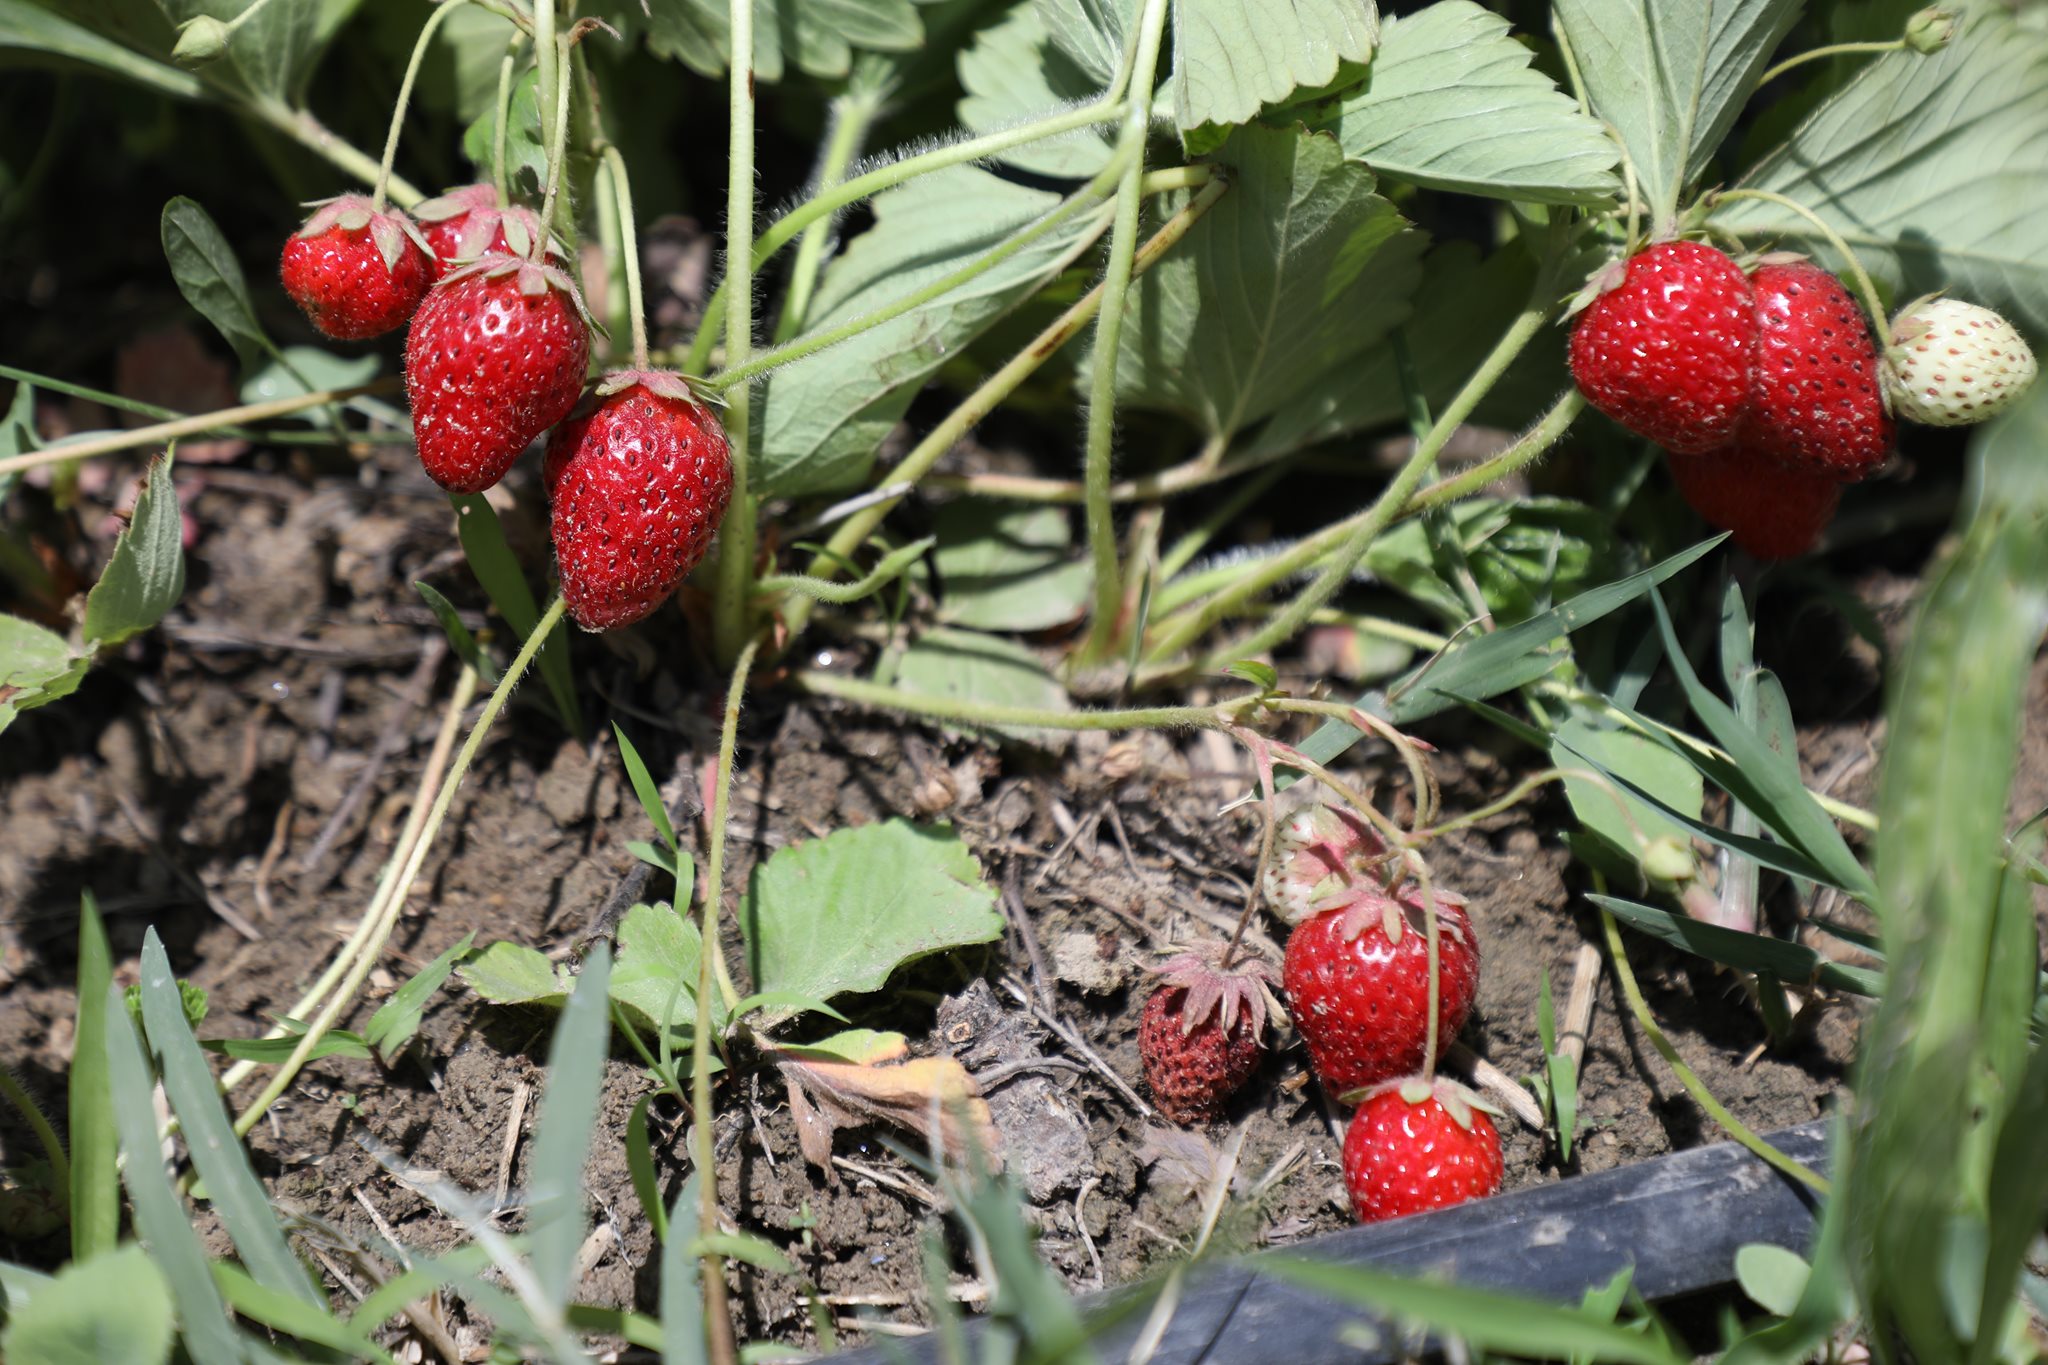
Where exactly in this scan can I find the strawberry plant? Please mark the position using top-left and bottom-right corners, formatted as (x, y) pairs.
(4, 0), (2048, 1362)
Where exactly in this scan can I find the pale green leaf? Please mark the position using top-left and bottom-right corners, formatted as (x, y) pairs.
(635, 0), (921, 80)
(1306, 0), (1617, 205)
(1112, 124), (1425, 440)
(239, 347), (381, 421)
(0, 1245), (172, 1365)
(363, 930), (477, 1064)
(529, 942), (611, 1314)
(0, 615), (86, 734)
(892, 626), (1074, 744)
(1035, 0), (1130, 85)
(158, 0), (321, 102)
(607, 903), (703, 1037)
(957, 3), (1113, 177)
(0, 0), (202, 98)
(1715, 8), (2048, 339)
(161, 197), (268, 368)
(739, 818), (1005, 1006)
(932, 502), (1092, 632)
(82, 451), (184, 647)
(1170, 0), (1377, 138)
(758, 167), (1109, 495)
(457, 941), (573, 1006)
(1553, 714), (1705, 856)
(1552, 0), (1801, 221)
(1737, 1244), (1812, 1317)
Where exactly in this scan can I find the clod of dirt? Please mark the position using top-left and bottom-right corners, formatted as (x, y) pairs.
(1049, 930), (1130, 994)
(936, 981), (1093, 1202)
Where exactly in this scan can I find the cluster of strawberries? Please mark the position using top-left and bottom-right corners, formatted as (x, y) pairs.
(1137, 806), (1499, 1224)
(1569, 240), (2036, 558)
(277, 189), (732, 632)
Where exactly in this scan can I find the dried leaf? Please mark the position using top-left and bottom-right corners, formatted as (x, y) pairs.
(768, 1034), (1001, 1179)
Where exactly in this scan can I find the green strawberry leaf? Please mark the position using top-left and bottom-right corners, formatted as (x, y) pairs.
(458, 942), (574, 1007)
(892, 627), (1075, 745)
(0, 615), (87, 736)
(1552, 0), (1801, 223)
(758, 166), (1109, 496)
(1302, 0), (1617, 206)
(0, 1245), (174, 1365)
(1037, 0), (1131, 86)
(0, 0), (201, 99)
(957, 3), (1114, 178)
(1168, 0), (1378, 144)
(607, 903), (707, 1039)
(82, 449), (184, 649)
(739, 819), (1004, 1015)
(363, 931), (478, 1065)
(930, 502), (1092, 632)
(1111, 124), (1426, 442)
(1715, 6), (2048, 339)
(162, 197), (270, 369)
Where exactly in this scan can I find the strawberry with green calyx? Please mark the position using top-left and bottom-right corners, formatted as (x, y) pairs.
(545, 370), (733, 631)
(1136, 945), (1283, 1125)
(280, 195), (434, 341)
(1883, 296), (2038, 428)
(1667, 443), (1840, 560)
(415, 185), (562, 281)
(1740, 257), (1894, 481)
(1567, 240), (1760, 456)
(1282, 873), (1479, 1096)
(1263, 802), (1392, 927)
(405, 254), (593, 494)
(1341, 1076), (1503, 1223)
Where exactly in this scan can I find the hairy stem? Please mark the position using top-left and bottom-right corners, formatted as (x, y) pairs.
(774, 86), (884, 345)
(532, 29), (575, 260)
(1759, 39), (1904, 86)
(373, 0), (470, 212)
(0, 380), (400, 476)
(710, 0), (759, 669)
(1713, 188), (1891, 331)
(492, 34), (524, 205)
(602, 146), (650, 369)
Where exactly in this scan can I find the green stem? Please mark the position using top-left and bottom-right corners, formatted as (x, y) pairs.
(776, 176), (1230, 641)
(532, 30), (575, 261)
(694, 634), (759, 1365)
(709, 184), (1112, 392)
(1144, 252), (1567, 668)
(1403, 391), (1585, 515)
(1599, 908), (1830, 1193)
(710, 0), (759, 669)
(373, 0), (470, 212)
(222, 0), (284, 37)
(534, 0), (557, 204)
(249, 101), (427, 208)
(681, 100), (1125, 376)
(492, 34), (524, 205)
(1713, 188), (1890, 330)
(1157, 461), (1286, 580)
(773, 88), (883, 345)
(1759, 39), (1904, 86)
(0, 1068), (68, 1214)
(234, 599), (564, 1137)
(602, 146), (650, 369)
(1079, 0), (1172, 661)
(0, 381), (400, 477)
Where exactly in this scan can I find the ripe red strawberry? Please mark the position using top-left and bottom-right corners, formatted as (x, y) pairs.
(415, 184), (556, 280)
(1568, 241), (1758, 455)
(1136, 946), (1280, 1125)
(546, 371), (733, 631)
(1742, 259), (1893, 480)
(405, 254), (591, 494)
(1667, 444), (1839, 560)
(280, 195), (432, 341)
(1283, 877), (1477, 1097)
(1342, 1077), (1502, 1223)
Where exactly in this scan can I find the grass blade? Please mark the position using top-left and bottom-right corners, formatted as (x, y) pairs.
(450, 492), (582, 739)
(614, 723), (678, 853)
(626, 1095), (667, 1244)
(660, 1171), (708, 1365)
(527, 940), (612, 1314)
(105, 983), (244, 1365)
(1590, 894), (1879, 996)
(69, 893), (117, 1263)
(136, 929), (319, 1308)
(212, 1261), (394, 1363)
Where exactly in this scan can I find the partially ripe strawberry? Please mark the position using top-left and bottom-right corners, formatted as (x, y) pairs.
(1342, 1077), (1502, 1223)
(1742, 260), (1892, 480)
(1263, 803), (1389, 927)
(1667, 444), (1839, 560)
(1136, 947), (1281, 1125)
(405, 254), (591, 494)
(415, 184), (557, 280)
(280, 195), (433, 341)
(1568, 241), (1758, 455)
(1283, 878), (1478, 1097)
(546, 371), (733, 631)
(1884, 297), (2038, 427)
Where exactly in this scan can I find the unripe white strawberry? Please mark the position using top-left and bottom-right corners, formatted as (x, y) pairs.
(1884, 297), (2037, 427)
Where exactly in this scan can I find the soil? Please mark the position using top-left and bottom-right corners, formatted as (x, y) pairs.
(0, 391), (1918, 1359)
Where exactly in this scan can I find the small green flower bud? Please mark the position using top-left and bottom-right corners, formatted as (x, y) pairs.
(1639, 835), (1696, 884)
(1904, 6), (1958, 56)
(172, 15), (232, 66)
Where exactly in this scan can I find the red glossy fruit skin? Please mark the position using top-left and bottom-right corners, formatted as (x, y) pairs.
(280, 213), (431, 341)
(418, 184), (503, 278)
(1668, 444), (1840, 560)
(404, 260), (590, 494)
(1342, 1088), (1502, 1223)
(1139, 985), (1262, 1124)
(547, 378), (733, 631)
(1568, 241), (1758, 455)
(1283, 894), (1478, 1098)
(1742, 261), (1893, 481)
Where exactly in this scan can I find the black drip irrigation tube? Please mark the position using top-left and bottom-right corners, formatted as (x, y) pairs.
(828, 1119), (1832, 1364)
